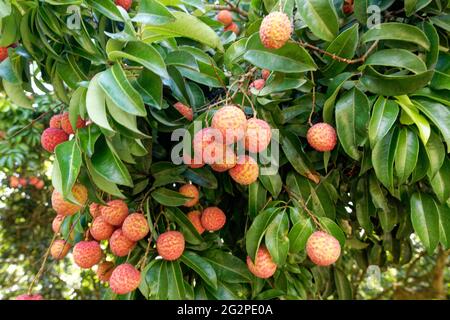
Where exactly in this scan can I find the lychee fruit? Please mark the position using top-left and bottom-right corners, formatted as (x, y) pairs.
(174, 102), (193, 121)
(179, 184), (199, 207)
(49, 114), (63, 129)
(109, 263), (141, 295)
(52, 215), (65, 233)
(89, 203), (102, 219)
(156, 231), (185, 261)
(211, 105), (247, 144)
(259, 12), (292, 49)
(122, 213), (150, 241)
(50, 239), (71, 260)
(244, 118), (272, 153)
(100, 199), (129, 226)
(187, 210), (205, 235)
(210, 145), (236, 172)
(19, 178), (27, 186)
(90, 216), (114, 241)
(216, 10), (233, 26)
(60, 112), (86, 135)
(193, 128), (225, 164)
(229, 155), (259, 185)
(306, 123), (337, 152)
(0, 47), (8, 61)
(225, 22), (239, 35)
(15, 294), (44, 300)
(343, 0), (354, 14)
(261, 69), (270, 80)
(51, 184), (88, 216)
(246, 245), (277, 279)
(41, 128), (69, 152)
(115, 0), (132, 11)
(73, 240), (102, 269)
(9, 176), (19, 188)
(35, 180), (45, 190)
(109, 229), (136, 257)
(96, 261), (115, 282)
(249, 79), (265, 92)
(29, 176), (39, 186)
(201, 207), (226, 232)
(306, 231), (341, 266)
(183, 153), (205, 169)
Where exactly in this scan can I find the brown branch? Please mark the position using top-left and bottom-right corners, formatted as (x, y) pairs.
(308, 71), (316, 127)
(215, 0), (248, 18)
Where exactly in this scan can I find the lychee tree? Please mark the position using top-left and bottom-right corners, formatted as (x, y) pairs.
(1, 0), (450, 300)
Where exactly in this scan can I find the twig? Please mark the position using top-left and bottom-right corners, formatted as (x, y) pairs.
(308, 71), (316, 127)
(221, 0), (248, 18)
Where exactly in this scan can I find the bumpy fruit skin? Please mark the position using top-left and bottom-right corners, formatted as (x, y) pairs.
(246, 245), (277, 279)
(15, 294), (44, 300)
(90, 216), (114, 241)
(187, 210), (205, 235)
(115, 0), (132, 11)
(211, 105), (247, 144)
(101, 200), (129, 226)
(89, 203), (102, 219)
(50, 239), (71, 260)
(73, 241), (102, 269)
(156, 231), (185, 261)
(193, 128), (225, 164)
(210, 145), (236, 172)
(216, 10), (233, 26)
(41, 128), (69, 152)
(49, 114), (63, 129)
(229, 155), (259, 185)
(179, 184), (199, 207)
(110, 263), (141, 295)
(261, 69), (270, 80)
(60, 112), (86, 135)
(9, 176), (19, 188)
(35, 180), (45, 190)
(201, 207), (226, 232)
(51, 184), (88, 216)
(259, 12), (292, 49)
(183, 154), (205, 169)
(97, 261), (115, 282)
(306, 231), (341, 266)
(52, 215), (65, 234)
(110, 229), (136, 257)
(224, 22), (239, 35)
(249, 79), (265, 92)
(244, 118), (272, 153)
(29, 176), (39, 186)
(0, 47), (8, 61)
(174, 102), (193, 121)
(122, 213), (149, 241)
(306, 123), (337, 152)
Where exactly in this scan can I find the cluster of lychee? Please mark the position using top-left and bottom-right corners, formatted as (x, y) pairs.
(8, 175), (44, 190)
(184, 105), (272, 186)
(248, 69), (270, 95)
(40, 112), (87, 153)
(216, 10), (239, 35)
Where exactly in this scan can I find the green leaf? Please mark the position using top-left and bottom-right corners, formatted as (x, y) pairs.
(259, 173), (282, 199)
(355, 177), (375, 233)
(361, 23), (430, 50)
(295, 0), (339, 41)
(437, 204), (450, 249)
(429, 158), (450, 203)
(334, 269), (353, 300)
(396, 95), (430, 145)
(364, 49), (427, 74)
(410, 192), (440, 254)
(85, 0), (123, 21)
(368, 97), (399, 148)
(248, 181), (267, 218)
(288, 218), (314, 253)
(55, 139), (82, 201)
(86, 73), (114, 131)
(372, 127), (398, 191)
(151, 188), (190, 207)
(317, 217), (346, 248)
(2, 80), (32, 109)
(322, 72), (354, 123)
(203, 250), (252, 283)
(430, 54), (450, 90)
(182, 167), (218, 189)
(394, 128), (419, 184)
(164, 207), (203, 245)
(265, 211), (289, 266)
(132, 0), (176, 25)
(181, 251), (217, 290)
(281, 131), (316, 181)
(85, 159), (125, 198)
(423, 130), (445, 178)
(166, 261), (186, 299)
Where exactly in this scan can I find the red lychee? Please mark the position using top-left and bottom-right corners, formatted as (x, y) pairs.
(244, 118), (272, 153)
(109, 229), (136, 257)
(52, 215), (65, 234)
(193, 128), (225, 164)
(211, 105), (247, 144)
(60, 112), (86, 135)
(174, 102), (193, 121)
(115, 0), (132, 11)
(229, 155), (259, 185)
(51, 184), (88, 216)
(40, 128), (69, 152)
(179, 184), (199, 207)
(216, 10), (233, 26)
(100, 199), (129, 226)
(261, 69), (270, 80)
(9, 176), (19, 188)
(246, 245), (277, 279)
(73, 240), (102, 269)
(49, 114), (63, 129)
(306, 123), (337, 152)
(0, 47), (8, 61)
(19, 178), (27, 187)
(50, 239), (71, 260)
(259, 12), (292, 49)
(29, 176), (39, 186)
(210, 145), (236, 172)
(96, 261), (115, 282)
(122, 213), (149, 241)
(225, 22), (239, 35)
(89, 203), (102, 219)
(183, 153), (205, 169)
(109, 263), (141, 295)
(249, 79), (265, 92)
(187, 210), (205, 235)
(156, 231), (185, 261)
(306, 231), (341, 266)
(15, 294), (44, 300)
(201, 207), (226, 232)
(90, 216), (114, 241)
(35, 180), (45, 190)
(343, 0), (354, 14)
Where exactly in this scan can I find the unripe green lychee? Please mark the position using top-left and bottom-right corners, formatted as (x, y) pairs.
(60, 112), (86, 135)
(201, 207), (226, 232)
(211, 105), (247, 144)
(49, 114), (63, 129)
(259, 12), (292, 49)
(15, 294), (44, 300)
(246, 245), (277, 279)
(73, 240), (102, 269)
(100, 200), (129, 226)
(90, 216), (114, 241)
(174, 102), (193, 121)
(229, 155), (259, 185)
(156, 231), (185, 261)
(110, 229), (136, 257)
(179, 184), (200, 207)
(122, 213), (149, 241)
(216, 10), (233, 26)
(96, 261), (115, 282)
(187, 210), (205, 235)
(306, 231), (341, 266)
(306, 123), (337, 152)
(41, 128), (69, 152)
(244, 118), (272, 153)
(51, 184), (88, 216)
(109, 263), (141, 295)
(50, 239), (71, 260)
(52, 215), (65, 234)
